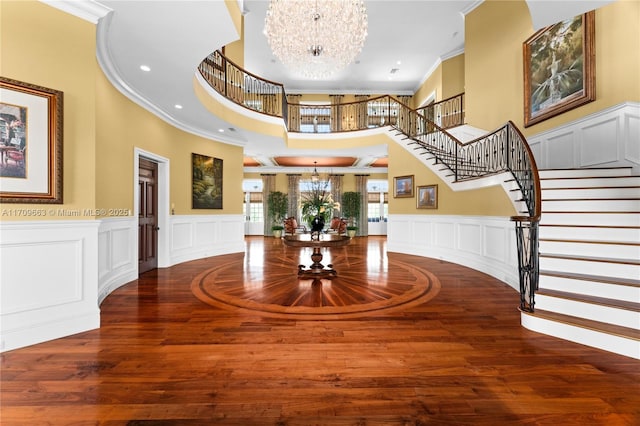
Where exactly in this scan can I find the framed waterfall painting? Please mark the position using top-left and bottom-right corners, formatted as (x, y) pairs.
(192, 153), (223, 209)
(0, 77), (63, 203)
(523, 11), (595, 127)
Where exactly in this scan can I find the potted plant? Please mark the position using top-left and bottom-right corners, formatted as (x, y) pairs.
(267, 191), (288, 238)
(342, 191), (361, 238)
(300, 180), (339, 230)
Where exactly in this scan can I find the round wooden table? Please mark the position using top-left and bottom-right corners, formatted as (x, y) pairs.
(283, 233), (351, 278)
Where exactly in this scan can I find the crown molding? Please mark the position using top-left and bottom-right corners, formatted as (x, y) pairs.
(39, 0), (111, 24)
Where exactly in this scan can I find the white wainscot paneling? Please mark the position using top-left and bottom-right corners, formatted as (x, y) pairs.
(580, 117), (619, 167)
(412, 221), (432, 249)
(98, 217), (137, 304)
(0, 220), (100, 352)
(170, 214), (245, 265)
(625, 112), (640, 164)
(458, 223), (482, 255)
(434, 221), (455, 250)
(529, 102), (640, 172)
(546, 132), (575, 169)
(485, 225), (508, 262)
(387, 215), (518, 291)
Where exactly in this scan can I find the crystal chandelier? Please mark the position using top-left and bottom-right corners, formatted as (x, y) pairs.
(263, 0), (368, 79)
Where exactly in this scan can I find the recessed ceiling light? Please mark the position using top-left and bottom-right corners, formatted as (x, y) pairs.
(140, 65), (151, 72)
(396, 60), (402, 65)
(218, 128), (225, 133)
(174, 104), (183, 109)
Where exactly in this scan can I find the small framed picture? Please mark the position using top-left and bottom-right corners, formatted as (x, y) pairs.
(417, 184), (437, 209)
(393, 175), (414, 198)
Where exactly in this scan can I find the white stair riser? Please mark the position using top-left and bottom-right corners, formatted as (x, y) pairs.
(541, 177), (640, 189)
(539, 274), (640, 303)
(521, 314), (640, 360)
(539, 226), (640, 242)
(540, 240), (640, 259)
(542, 199), (640, 211)
(540, 257), (639, 280)
(541, 213), (640, 227)
(542, 187), (640, 199)
(535, 294), (640, 329)
(539, 169), (632, 178)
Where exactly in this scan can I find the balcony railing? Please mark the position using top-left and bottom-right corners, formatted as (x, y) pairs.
(198, 50), (540, 312)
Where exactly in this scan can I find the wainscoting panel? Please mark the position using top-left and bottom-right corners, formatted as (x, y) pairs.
(545, 131), (575, 170)
(170, 214), (245, 265)
(387, 215), (518, 291)
(528, 102), (640, 172)
(0, 220), (100, 352)
(580, 117), (619, 167)
(98, 217), (138, 304)
(625, 111), (640, 164)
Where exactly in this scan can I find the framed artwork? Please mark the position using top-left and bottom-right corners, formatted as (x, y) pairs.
(0, 77), (63, 203)
(393, 175), (414, 198)
(192, 153), (223, 209)
(523, 11), (595, 127)
(417, 184), (438, 209)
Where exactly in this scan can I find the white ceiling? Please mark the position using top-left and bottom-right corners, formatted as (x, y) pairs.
(43, 0), (615, 173)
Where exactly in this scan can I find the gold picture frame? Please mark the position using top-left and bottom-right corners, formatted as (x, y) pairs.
(417, 184), (438, 209)
(0, 77), (63, 203)
(393, 175), (414, 198)
(523, 11), (595, 127)
(192, 153), (223, 209)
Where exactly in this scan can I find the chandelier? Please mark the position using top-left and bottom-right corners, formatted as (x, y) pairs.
(311, 161), (320, 182)
(263, 0), (368, 79)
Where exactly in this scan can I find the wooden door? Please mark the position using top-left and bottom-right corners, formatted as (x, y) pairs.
(138, 159), (158, 274)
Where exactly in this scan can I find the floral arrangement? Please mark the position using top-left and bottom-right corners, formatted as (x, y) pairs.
(300, 180), (340, 226)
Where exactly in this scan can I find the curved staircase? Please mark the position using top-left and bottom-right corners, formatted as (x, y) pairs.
(521, 167), (640, 359)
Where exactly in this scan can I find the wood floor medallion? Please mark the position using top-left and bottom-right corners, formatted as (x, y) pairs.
(191, 236), (441, 319)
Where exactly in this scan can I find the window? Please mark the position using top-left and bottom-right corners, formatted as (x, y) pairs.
(367, 180), (388, 222)
(243, 179), (263, 222)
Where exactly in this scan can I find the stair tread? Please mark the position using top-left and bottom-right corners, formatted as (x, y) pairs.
(540, 175), (638, 180)
(540, 252), (640, 265)
(540, 269), (640, 287)
(542, 198), (640, 201)
(537, 288), (640, 312)
(540, 237), (640, 246)
(529, 309), (640, 340)
(542, 186), (640, 190)
(541, 224), (640, 229)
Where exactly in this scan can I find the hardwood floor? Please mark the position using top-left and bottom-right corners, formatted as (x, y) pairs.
(1, 236), (638, 425)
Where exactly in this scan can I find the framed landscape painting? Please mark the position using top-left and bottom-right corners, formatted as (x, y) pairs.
(523, 11), (595, 127)
(417, 184), (437, 209)
(192, 153), (223, 209)
(393, 175), (414, 198)
(0, 77), (63, 203)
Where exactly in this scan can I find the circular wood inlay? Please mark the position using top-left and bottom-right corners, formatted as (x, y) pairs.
(191, 239), (441, 319)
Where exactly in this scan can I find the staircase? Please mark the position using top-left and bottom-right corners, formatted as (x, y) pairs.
(521, 167), (640, 359)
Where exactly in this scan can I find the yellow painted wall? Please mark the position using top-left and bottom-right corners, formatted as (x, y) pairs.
(465, 0), (640, 134)
(388, 143), (516, 216)
(96, 72), (244, 216)
(441, 54), (465, 100)
(414, 64), (441, 107)
(0, 1), (97, 220)
(223, 0), (244, 67)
